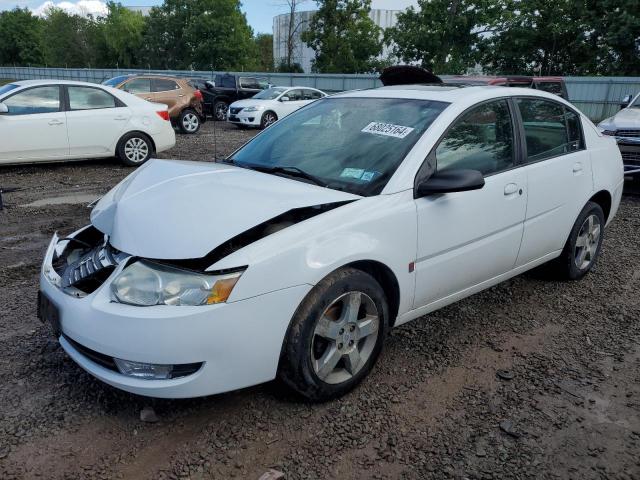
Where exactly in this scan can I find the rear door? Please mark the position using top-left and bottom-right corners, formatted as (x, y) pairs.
(514, 97), (592, 266)
(151, 78), (182, 116)
(65, 85), (131, 157)
(0, 85), (69, 162)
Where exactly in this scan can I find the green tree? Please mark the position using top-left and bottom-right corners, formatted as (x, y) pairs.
(101, 2), (146, 68)
(0, 8), (44, 66)
(144, 0), (257, 70)
(252, 33), (274, 71)
(42, 8), (93, 67)
(477, 0), (592, 75)
(302, 0), (383, 73)
(386, 0), (501, 75)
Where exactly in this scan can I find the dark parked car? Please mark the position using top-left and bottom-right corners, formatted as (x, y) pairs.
(194, 74), (270, 120)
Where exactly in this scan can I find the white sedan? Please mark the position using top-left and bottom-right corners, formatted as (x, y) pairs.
(0, 80), (175, 166)
(40, 85), (623, 401)
(227, 86), (327, 128)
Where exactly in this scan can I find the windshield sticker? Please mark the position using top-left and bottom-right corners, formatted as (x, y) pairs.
(361, 122), (415, 139)
(340, 168), (365, 179)
(361, 171), (377, 182)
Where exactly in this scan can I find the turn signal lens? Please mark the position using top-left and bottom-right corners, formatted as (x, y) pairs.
(156, 110), (170, 121)
(206, 276), (241, 304)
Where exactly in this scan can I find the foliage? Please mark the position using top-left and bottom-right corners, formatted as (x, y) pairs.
(102, 2), (146, 68)
(302, 0), (383, 73)
(144, 0), (257, 70)
(253, 33), (275, 72)
(42, 8), (93, 67)
(277, 59), (304, 73)
(0, 8), (44, 65)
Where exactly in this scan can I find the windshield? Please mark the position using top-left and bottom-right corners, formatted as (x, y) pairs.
(229, 97), (448, 196)
(0, 84), (19, 97)
(102, 75), (129, 87)
(630, 95), (640, 108)
(253, 87), (287, 100)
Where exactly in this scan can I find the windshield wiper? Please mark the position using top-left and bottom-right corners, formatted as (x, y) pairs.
(232, 162), (327, 187)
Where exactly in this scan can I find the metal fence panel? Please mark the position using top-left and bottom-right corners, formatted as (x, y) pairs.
(2, 66), (640, 122)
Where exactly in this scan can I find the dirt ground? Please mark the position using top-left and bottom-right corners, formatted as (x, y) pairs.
(1, 122), (639, 480)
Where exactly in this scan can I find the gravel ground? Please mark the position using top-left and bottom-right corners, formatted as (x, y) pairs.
(1, 122), (639, 480)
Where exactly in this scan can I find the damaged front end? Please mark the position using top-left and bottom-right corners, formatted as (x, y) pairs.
(44, 226), (130, 298)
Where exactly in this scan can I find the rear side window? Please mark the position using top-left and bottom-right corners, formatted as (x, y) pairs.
(152, 79), (179, 92)
(535, 81), (563, 96)
(68, 87), (117, 110)
(517, 98), (582, 162)
(217, 75), (236, 88)
(122, 78), (151, 94)
(3, 86), (60, 115)
(435, 99), (515, 176)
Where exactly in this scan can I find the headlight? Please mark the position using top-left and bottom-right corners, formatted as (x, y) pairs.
(111, 260), (243, 306)
(243, 106), (263, 112)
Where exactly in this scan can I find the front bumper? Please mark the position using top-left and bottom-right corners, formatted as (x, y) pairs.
(40, 234), (311, 398)
(227, 110), (262, 127)
(617, 141), (640, 175)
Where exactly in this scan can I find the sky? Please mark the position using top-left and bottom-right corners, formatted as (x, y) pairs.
(0, 0), (419, 34)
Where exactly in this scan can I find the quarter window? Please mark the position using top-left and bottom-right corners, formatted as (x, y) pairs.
(3, 86), (60, 115)
(517, 98), (581, 162)
(436, 99), (515, 176)
(122, 78), (151, 94)
(68, 87), (117, 110)
(152, 79), (179, 92)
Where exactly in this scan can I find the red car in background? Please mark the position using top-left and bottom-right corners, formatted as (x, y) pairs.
(445, 75), (568, 99)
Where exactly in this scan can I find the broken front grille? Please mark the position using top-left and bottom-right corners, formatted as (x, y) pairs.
(616, 129), (640, 138)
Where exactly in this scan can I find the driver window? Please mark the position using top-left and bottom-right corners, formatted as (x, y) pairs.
(435, 99), (515, 176)
(286, 90), (303, 101)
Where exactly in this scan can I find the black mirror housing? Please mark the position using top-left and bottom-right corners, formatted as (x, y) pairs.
(415, 169), (485, 198)
(620, 94), (633, 109)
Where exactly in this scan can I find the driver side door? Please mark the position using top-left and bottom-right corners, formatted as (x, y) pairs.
(278, 89), (306, 117)
(413, 98), (527, 308)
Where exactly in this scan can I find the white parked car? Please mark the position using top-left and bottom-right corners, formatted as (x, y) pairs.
(597, 92), (640, 177)
(40, 85), (623, 401)
(227, 86), (327, 129)
(0, 80), (175, 166)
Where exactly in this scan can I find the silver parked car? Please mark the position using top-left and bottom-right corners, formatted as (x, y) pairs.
(598, 93), (640, 177)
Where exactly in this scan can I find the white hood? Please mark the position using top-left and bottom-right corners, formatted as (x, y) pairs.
(91, 159), (359, 260)
(599, 108), (640, 130)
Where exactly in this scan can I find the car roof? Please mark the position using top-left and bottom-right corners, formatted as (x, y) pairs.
(334, 84), (570, 106)
(12, 80), (108, 87)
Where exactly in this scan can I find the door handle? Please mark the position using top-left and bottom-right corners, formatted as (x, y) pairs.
(178, 94), (185, 98)
(48, 120), (63, 126)
(504, 183), (519, 196)
(573, 162), (583, 174)
(114, 116), (128, 121)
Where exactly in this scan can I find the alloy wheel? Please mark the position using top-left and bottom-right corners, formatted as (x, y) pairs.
(574, 214), (601, 270)
(311, 291), (380, 385)
(215, 103), (228, 121)
(182, 113), (199, 132)
(263, 112), (277, 127)
(123, 137), (149, 164)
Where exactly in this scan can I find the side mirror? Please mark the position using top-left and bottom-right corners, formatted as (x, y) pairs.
(620, 94), (633, 109)
(205, 80), (215, 89)
(0, 103), (7, 114)
(280, 96), (290, 102)
(415, 169), (485, 198)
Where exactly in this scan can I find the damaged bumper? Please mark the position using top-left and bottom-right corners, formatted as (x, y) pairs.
(40, 231), (311, 398)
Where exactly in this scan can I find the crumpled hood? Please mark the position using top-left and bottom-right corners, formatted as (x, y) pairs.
(599, 108), (640, 130)
(91, 159), (359, 260)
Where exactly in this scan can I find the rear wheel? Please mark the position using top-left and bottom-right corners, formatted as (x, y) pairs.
(179, 109), (201, 134)
(117, 132), (153, 167)
(214, 101), (228, 121)
(260, 111), (278, 129)
(278, 268), (388, 401)
(551, 201), (605, 280)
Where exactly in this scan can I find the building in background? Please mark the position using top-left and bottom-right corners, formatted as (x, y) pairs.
(273, 0), (419, 73)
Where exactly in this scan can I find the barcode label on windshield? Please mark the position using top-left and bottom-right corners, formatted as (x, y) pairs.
(361, 122), (414, 139)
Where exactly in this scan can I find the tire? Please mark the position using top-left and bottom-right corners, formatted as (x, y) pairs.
(179, 109), (201, 134)
(278, 267), (389, 401)
(213, 101), (228, 121)
(550, 201), (605, 280)
(260, 111), (278, 129)
(116, 132), (153, 167)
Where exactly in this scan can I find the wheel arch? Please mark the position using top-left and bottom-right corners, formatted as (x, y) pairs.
(589, 190), (612, 222)
(115, 130), (156, 157)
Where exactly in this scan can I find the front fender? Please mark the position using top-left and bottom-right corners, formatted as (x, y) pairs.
(214, 191), (418, 318)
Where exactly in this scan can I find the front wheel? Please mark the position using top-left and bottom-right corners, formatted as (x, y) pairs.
(179, 109), (201, 134)
(260, 111), (278, 129)
(551, 201), (605, 280)
(278, 268), (388, 401)
(213, 101), (228, 121)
